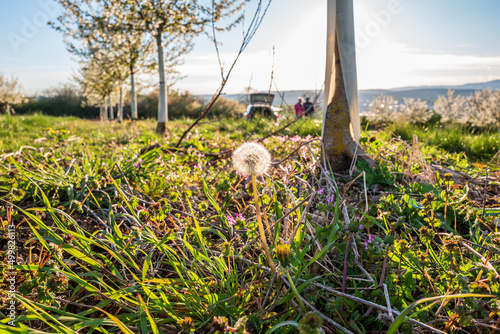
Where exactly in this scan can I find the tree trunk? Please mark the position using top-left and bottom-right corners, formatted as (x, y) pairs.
(118, 86), (123, 123)
(156, 33), (168, 134)
(322, 37), (359, 171)
(103, 97), (108, 121)
(100, 102), (104, 121)
(108, 94), (114, 120)
(130, 69), (138, 119)
(322, 0), (373, 172)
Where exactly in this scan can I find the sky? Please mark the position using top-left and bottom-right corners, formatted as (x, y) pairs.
(1, 0), (500, 95)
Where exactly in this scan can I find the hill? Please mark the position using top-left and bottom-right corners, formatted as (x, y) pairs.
(198, 79), (500, 113)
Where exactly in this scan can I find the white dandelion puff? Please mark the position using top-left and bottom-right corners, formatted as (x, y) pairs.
(232, 142), (271, 176)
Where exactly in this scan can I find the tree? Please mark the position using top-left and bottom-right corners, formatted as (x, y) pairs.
(322, 0), (373, 171)
(106, 0), (245, 134)
(468, 89), (500, 129)
(0, 73), (23, 114)
(401, 97), (430, 124)
(369, 94), (398, 123)
(75, 57), (116, 121)
(52, 0), (155, 121)
(91, 1), (158, 120)
(434, 89), (469, 124)
(53, 0), (244, 131)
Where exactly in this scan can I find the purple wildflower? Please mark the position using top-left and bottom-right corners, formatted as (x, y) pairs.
(359, 224), (364, 230)
(317, 188), (324, 195)
(227, 215), (236, 226)
(365, 234), (376, 249)
(133, 158), (142, 169)
(327, 194), (335, 205)
(235, 213), (246, 225)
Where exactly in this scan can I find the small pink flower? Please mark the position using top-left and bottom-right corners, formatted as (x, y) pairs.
(155, 157), (164, 167)
(365, 234), (376, 249)
(290, 135), (301, 144)
(133, 158), (142, 169)
(227, 215), (236, 226)
(317, 188), (324, 194)
(327, 195), (335, 205)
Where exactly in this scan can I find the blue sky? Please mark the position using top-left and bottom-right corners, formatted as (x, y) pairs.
(1, 0), (500, 95)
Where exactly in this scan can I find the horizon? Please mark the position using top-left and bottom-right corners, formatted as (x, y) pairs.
(2, 0), (500, 96)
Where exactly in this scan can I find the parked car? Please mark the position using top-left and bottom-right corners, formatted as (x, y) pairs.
(244, 93), (279, 121)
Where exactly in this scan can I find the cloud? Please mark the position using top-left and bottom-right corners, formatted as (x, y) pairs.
(357, 43), (500, 89)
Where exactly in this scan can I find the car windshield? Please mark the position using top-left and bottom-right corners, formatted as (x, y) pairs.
(250, 94), (274, 105)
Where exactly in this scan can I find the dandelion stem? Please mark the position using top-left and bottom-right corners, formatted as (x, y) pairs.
(286, 270), (306, 313)
(252, 174), (276, 272)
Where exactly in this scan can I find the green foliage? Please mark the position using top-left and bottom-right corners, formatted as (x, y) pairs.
(1, 114), (500, 333)
(16, 93), (99, 118)
(138, 90), (245, 120)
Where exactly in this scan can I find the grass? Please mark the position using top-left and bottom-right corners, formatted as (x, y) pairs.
(1, 113), (500, 333)
(384, 122), (500, 161)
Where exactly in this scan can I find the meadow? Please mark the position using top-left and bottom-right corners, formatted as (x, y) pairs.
(1, 113), (500, 333)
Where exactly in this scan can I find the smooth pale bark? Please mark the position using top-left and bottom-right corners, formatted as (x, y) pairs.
(118, 86), (123, 123)
(99, 98), (105, 121)
(130, 69), (138, 119)
(156, 34), (168, 134)
(103, 97), (108, 121)
(322, 0), (371, 171)
(100, 104), (104, 121)
(108, 94), (114, 120)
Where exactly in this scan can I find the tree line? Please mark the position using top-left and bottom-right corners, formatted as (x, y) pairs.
(367, 89), (500, 129)
(50, 0), (245, 133)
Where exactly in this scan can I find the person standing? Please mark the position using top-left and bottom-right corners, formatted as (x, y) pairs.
(294, 98), (305, 118)
(304, 97), (315, 116)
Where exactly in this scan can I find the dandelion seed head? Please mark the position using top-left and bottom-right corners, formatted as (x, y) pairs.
(232, 142), (271, 176)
